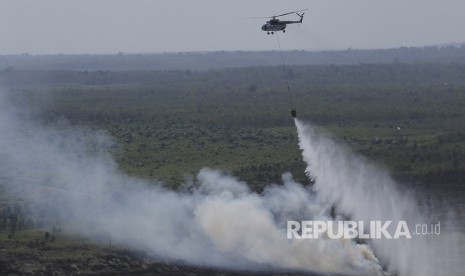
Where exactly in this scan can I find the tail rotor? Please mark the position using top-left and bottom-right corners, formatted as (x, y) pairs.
(296, 12), (305, 23)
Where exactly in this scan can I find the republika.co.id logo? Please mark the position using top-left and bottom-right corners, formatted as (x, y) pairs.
(287, 220), (441, 239)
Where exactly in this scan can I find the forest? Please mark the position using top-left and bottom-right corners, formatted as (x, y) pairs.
(2, 61), (465, 189)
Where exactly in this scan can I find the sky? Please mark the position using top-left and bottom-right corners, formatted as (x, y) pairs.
(0, 0), (464, 54)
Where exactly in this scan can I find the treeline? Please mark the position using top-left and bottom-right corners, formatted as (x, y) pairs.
(1, 45), (465, 71)
(3, 63), (465, 127)
(3, 63), (465, 88)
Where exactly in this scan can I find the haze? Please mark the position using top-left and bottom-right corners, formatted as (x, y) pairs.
(1, 0), (464, 54)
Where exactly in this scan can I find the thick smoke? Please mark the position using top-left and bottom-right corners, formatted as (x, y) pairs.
(0, 89), (384, 275)
(295, 119), (465, 276)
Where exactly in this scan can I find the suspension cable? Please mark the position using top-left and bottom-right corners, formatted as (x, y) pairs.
(275, 33), (291, 93)
(275, 33), (295, 115)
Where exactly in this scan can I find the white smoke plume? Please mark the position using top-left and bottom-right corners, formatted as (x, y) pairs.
(295, 119), (465, 276)
(0, 89), (387, 275)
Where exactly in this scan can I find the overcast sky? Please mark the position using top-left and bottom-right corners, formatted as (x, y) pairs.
(1, 0), (464, 54)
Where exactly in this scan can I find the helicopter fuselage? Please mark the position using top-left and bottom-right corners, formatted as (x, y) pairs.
(261, 17), (303, 34)
(261, 20), (287, 32)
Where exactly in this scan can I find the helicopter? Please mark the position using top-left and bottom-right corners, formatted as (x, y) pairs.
(261, 9), (307, 35)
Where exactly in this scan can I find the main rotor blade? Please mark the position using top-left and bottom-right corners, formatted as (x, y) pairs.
(241, 16), (271, 19)
(275, 9), (308, 18)
(244, 9), (309, 19)
(275, 11), (296, 17)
